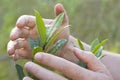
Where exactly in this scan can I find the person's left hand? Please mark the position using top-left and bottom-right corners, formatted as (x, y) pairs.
(7, 3), (70, 60)
(23, 47), (113, 80)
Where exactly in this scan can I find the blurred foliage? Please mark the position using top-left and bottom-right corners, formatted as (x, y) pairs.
(0, 0), (120, 80)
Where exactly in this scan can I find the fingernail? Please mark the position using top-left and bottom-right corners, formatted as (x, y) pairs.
(24, 61), (33, 71)
(23, 76), (33, 80)
(34, 53), (42, 61)
(73, 47), (83, 54)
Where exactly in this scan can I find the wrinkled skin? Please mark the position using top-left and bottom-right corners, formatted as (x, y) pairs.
(7, 3), (120, 80)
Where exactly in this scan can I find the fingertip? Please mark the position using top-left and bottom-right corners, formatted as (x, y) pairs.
(16, 21), (24, 28)
(23, 76), (33, 80)
(54, 3), (65, 16)
(34, 53), (43, 61)
(16, 15), (26, 28)
(16, 15), (36, 28)
(54, 3), (69, 25)
(73, 47), (83, 54)
(7, 48), (14, 55)
(10, 28), (20, 40)
(16, 19), (22, 27)
(24, 61), (33, 71)
(10, 34), (17, 40)
(72, 47), (85, 60)
(7, 41), (15, 55)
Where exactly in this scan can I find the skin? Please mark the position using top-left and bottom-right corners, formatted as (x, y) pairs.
(7, 3), (120, 80)
(23, 48), (112, 80)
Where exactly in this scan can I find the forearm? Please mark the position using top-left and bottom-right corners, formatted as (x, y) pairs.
(101, 51), (120, 80)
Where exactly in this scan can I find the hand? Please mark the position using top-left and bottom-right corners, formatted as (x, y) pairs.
(23, 47), (113, 80)
(7, 3), (69, 60)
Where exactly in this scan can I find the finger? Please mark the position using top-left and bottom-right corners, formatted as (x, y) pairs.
(72, 47), (107, 72)
(10, 26), (38, 40)
(10, 27), (29, 40)
(14, 38), (30, 49)
(13, 49), (32, 60)
(54, 3), (69, 43)
(34, 53), (91, 80)
(7, 39), (31, 55)
(7, 40), (16, 55)
(54, 3), (69, 26)
(16, 15), (54, 28)
(16, 15), (36, 28)
(24, 62), (67, 80)
(43, 19), (54, 25)
(12, 53), (19, 61)
(23, 76), (33, 80)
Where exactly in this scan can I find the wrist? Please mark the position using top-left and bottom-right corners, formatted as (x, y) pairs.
(67, 35), (90, 51)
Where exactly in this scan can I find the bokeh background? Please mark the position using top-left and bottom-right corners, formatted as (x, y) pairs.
(0, 0), (120, 80)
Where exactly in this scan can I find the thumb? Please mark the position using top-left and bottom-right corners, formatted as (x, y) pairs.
(53, 3), (70, 42)
(54, 3), (69, 26)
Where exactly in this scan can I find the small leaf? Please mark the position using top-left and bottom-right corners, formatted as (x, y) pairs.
(46, 26), (52, 37)
(92, 39), (108, 54)
(90, 38), (99, 52)
(95, 46), (103, 57)
(28, 38), (37, 49)
(15, 64), (25, 80)
(45, 31), (61, 51)
(47, 13), (64, 42)
(48, 39), (67, 54)
(35, 10), (46, 47)
(77, 39), (85, 50)
(28, 37), (40, 49)
(33, 46), (43, 55)
(45, 26), (69, 51)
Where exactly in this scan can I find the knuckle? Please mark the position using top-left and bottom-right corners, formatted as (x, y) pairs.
(60, 66), (67, 72)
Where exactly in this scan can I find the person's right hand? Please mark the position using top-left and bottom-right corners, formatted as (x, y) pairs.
(7, 3), (70, 60)
(23, 48), (113, 80)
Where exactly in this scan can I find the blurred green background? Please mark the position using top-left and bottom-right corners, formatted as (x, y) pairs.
(0, 0), (120, 80)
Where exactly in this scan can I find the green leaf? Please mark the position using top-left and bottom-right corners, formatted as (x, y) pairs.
(77, 61), (87, 68)
(45, 26), (69, 51)
(15, 64), (25, 80)
(90, 38), (99, 52)
(92, 39), (108, 54)
(48, 39), (67, 54)
(28, 37), (40, 49)
(46, 26), (52, 37)
(33, 46), (43, 55)
(95, 46), (103, 57)
(35, 10), (46, 47)
(77, 39), (85, 50)
(47, 13), (64, 42)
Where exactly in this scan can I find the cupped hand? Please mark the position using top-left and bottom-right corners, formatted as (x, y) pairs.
(23, 47), (113, 80)
(7, 3), (69, 60)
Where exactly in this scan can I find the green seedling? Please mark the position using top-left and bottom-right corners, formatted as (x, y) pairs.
(15, 10), (67, 80)
(77, 38), (107, 68)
